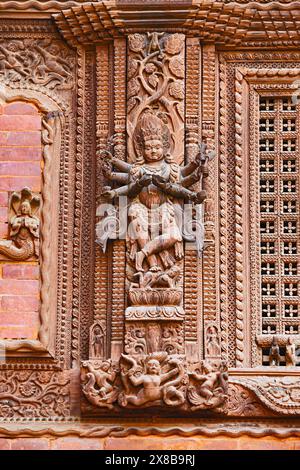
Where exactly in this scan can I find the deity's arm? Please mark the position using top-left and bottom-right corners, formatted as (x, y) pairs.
(127, 177), (150, 198)
(113, 184), (132, 197)
(180, 159), (199, 177)
(129, 374), (144, 387)
(111, 157), (132, 173)
(152, 176), (204, 202)
(107, 172), (130, 185)
(161, 368), (177, 383)
(180, 172), (200, 188)
(103, 175), (149, 200)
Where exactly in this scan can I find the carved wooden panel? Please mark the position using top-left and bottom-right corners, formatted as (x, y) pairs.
(2, 1), (300, 431)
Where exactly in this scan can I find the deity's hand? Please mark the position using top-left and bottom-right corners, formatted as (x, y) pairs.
(102, 187), (116, 200)
(152, 174), (167, 188)
(102, 159), (113, 179)
(140, 174), (152, 187)
(192, 190), (207, 204)
(201, 163), (209, 178)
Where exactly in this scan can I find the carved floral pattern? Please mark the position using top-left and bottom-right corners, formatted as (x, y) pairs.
(0, 371), (70, 418)
(0, 39), (74, 89)
(128, 34), (146, 53)
(164, 34), (184, 55)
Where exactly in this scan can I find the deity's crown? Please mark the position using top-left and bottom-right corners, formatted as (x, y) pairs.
(140, 112), (163, 142)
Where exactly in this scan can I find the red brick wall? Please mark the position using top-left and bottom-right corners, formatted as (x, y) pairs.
(0, 101), (41, 340)
(0, 435), (300, 450)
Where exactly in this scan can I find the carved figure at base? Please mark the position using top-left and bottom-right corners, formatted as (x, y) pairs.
(285, 337), (296, 367)
(187, 361), (228, 411)
(0, 188), (40, 260)
(82, 360), (119, 409)
(131, 264), (181, 289)
(269, 336), (281, 366)
(118, 352), (186, 407)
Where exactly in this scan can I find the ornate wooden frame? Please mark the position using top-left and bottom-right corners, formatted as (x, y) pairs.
(1, 0), (300, 426)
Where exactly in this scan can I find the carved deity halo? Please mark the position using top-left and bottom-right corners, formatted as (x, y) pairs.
(133, 111), (172, 163)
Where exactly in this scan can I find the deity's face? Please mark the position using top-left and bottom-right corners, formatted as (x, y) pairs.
(143, 139), (164, 162)
(20, 201), (31, 215)
(147, 359), (160, 375)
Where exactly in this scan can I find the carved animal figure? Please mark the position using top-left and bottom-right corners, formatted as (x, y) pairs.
(285, 337), (296, 367)
(187, 361), (228, 411)
(82, 361), (118, 409)
(147, 32), (164, 56)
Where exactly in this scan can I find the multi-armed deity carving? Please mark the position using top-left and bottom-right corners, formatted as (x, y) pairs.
(84, 32), (224, 415)
(0, 187), (40, 260)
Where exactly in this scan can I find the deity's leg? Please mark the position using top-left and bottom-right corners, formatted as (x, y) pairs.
(136, 233), (181, 271)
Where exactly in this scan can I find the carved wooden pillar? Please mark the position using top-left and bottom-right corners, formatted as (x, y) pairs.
(111, 38), (127, 360)
(201, 44), (221, 362)
(185, 37), (202, 361)
(93, 44), (111, 360)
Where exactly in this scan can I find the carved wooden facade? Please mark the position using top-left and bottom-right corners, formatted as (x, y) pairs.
(0, 0), (300, 442)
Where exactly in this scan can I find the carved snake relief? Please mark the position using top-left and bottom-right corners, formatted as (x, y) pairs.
(162, 357), (186, 407)
(0, 189), (40, 261)
(0, 235), (35, 260)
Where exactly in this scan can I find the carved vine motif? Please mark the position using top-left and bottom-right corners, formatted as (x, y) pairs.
(226, 383), (270, 417)
(81, 356), (228, 412)
(0, 39), (74, 89)
(231, 377), (300, 415)
(127, 32), (185, 164)
(0, 188), (40, 261)
(0, 371), (70, 418)
(125, 323), (184, 355)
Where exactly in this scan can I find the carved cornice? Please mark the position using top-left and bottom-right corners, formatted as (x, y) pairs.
(50, 1), (300, 46)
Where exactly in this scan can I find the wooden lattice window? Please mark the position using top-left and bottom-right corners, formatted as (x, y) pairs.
(258, 95), (300, 365)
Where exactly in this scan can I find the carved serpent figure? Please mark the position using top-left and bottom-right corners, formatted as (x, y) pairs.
(0, 235), (35, 260)
(162, 357), (186, 406)
(0, 189), (40, 261)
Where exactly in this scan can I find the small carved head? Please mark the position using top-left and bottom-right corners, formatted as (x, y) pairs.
(94, 326), (102, 336)
(134, 111), (171, 163)
(146, 359), (161, 375)
(101, 362), (110, 372)
(20, 200), (31, 216)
